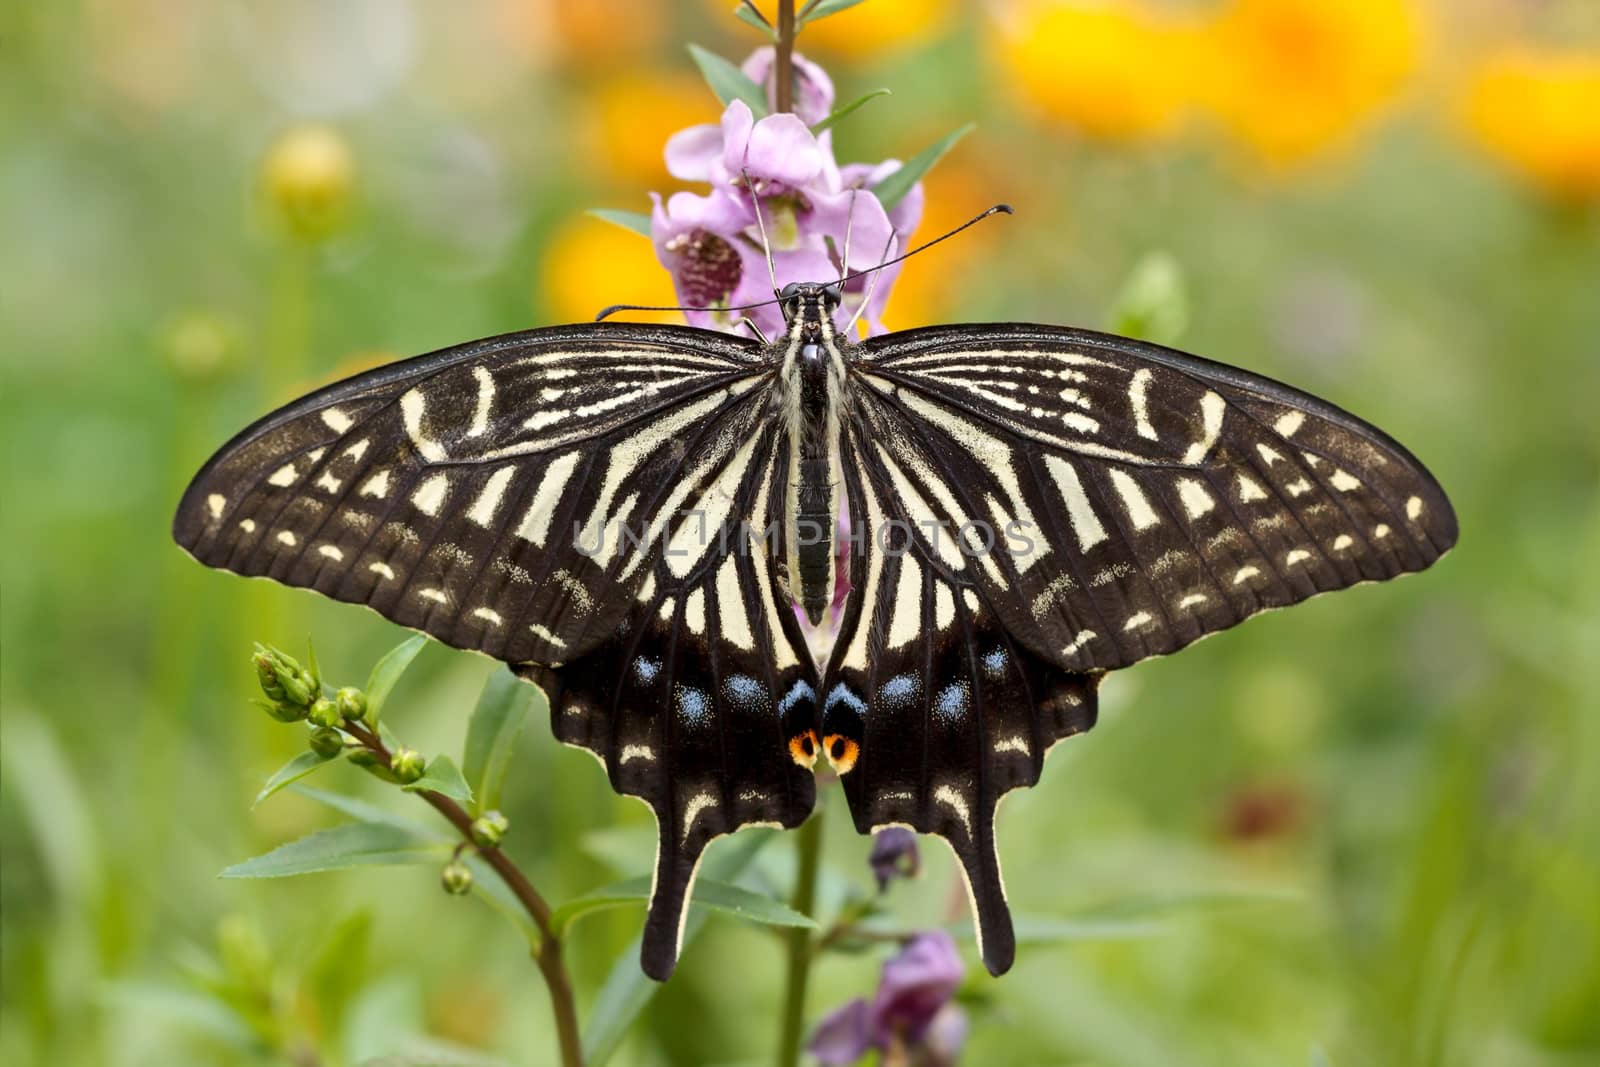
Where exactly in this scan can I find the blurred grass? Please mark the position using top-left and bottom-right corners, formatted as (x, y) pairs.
(2, 2), (1598, 1065)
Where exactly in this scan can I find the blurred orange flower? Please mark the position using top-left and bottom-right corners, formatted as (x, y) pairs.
(996, 1), (1194, 143)
(878, 163), (1002, 331)
(539, 216), (681, 326)
(1198, 0), (1422, 168)
(1462, 47), (1600, 203)
(583, 71), (717, 185)
(729, 0), (955, 58)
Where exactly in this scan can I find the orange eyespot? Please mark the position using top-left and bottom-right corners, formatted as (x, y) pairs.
(788, 730), (819, 770)
(823, 734), (859, 775)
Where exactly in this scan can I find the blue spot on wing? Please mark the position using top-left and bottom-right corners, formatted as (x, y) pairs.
(935, 682), (969, 723)
(879, 673), (920, 708)
(982, 648), (1008, 676)
(724, 673), (768, 711)
(675, 684), (710, 725)
(825, 683), (867, 720)
(778, 679), (815, 718)
(634, 657), (660, 684)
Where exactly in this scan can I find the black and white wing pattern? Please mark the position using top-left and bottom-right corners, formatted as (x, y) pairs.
(516, 424), (821, 980)
(822, 323), (1456, 974)
(174, 322), (822, 979)
(175, 323), (771, 665)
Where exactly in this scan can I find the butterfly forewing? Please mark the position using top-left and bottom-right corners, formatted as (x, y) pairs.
(851, 324), (1458, 673)
(173, 323), (770, 663)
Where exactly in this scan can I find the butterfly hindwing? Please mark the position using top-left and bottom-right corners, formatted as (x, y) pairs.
(854, 324), (1458, 673)
(518, 425), (820, 980)
(824, 428), (1100, 975)
(173, 323), (768, 664)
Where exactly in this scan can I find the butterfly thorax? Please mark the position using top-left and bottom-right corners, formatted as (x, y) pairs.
(774, 283), (848, 626)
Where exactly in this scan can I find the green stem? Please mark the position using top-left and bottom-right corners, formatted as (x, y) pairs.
(775, 0), (796, 115)
(777, 808), (824, 1067)
(346, 722), (584, 1067)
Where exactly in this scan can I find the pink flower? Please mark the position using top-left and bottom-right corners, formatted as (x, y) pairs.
(651, 49), (922, 338)
(742, 46), (836, 126)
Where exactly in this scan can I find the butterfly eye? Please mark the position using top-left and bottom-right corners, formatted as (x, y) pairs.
(787, 729), (819, 769)
(822, 734), (859, 775)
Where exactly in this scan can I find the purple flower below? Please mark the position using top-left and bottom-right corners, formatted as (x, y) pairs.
(808, 931), (968, 1065)
(869, 826), (921, 891)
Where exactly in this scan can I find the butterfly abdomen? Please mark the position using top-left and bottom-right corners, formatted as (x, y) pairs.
(791, 340), (841, 625)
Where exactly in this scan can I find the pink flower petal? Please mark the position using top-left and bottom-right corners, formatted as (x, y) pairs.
(663, 123), (723, 182)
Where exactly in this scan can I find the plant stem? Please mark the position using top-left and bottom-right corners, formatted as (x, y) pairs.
(776, 808), (824, 1067)
(775, 0), (796, 114)
(346, 723), (584, 1067)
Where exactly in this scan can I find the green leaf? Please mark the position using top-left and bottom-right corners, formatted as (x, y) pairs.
(733, 1), (775, 36)
(872, 123), (974, 211)
(221, 822), (446, 880)
(291, 785), (433, 833)
(400, 754), (474, 807)
(253, 749), (339, 807)
(811, 88), (892, 134)
(687, 43), (769, 117)
(583, 829), (777, 1066)
(461, 669), (532, 816)
(552, 875), (817, 936)
(363, 634), (428, 720)
(1109, 251), (1190, 347)
(586, 208), (652, 238)
(799, 0), (870, 25)
(221, 821), (449, 879)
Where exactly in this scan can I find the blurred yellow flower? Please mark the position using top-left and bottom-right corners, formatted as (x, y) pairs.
(584, 71), (716, 185)
(1463, 48), (1600, 203)
(261, 125), (355, 241)
(539, 216), (681, 326)
(728, 0), (955, 58)
(996, 2), (1193, 143)
(1199, 0), (1422, 168)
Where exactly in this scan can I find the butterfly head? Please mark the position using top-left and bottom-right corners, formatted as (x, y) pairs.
(777, 281), (843, 340)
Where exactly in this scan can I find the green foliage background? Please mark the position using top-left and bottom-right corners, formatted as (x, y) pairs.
(3, 2), (1597, 1065)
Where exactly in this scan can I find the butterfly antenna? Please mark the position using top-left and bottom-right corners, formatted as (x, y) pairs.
(856, 203), (1012, 282)
(594, 294), (783, 322)
(742, 168), (780, 293)
(842, 230), (898, 336)
(838, 188), (858, 284)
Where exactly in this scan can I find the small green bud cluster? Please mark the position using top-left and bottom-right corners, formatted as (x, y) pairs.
(441, 858), (473, 895)
(253, 643), (320, 721)
(470, 810), (510, 849)
(252, 641), (381, 764)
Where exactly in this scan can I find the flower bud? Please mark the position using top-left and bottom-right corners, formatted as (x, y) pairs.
(262, 124), (355, 241)
(254, 697), (306, 724)
(309, 726), (346, 758)
(335, 686), (368, 723)
(869, 826), (920, 892)
(389, 747), (426, 784)
(308, 697), (342, 729)
(470, 810), (510, 849)
(441, 859), (473, 896)
(254, 651), (288, 704)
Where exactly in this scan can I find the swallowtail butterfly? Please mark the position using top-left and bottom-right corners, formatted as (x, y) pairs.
(175, 274), (1456, 980)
